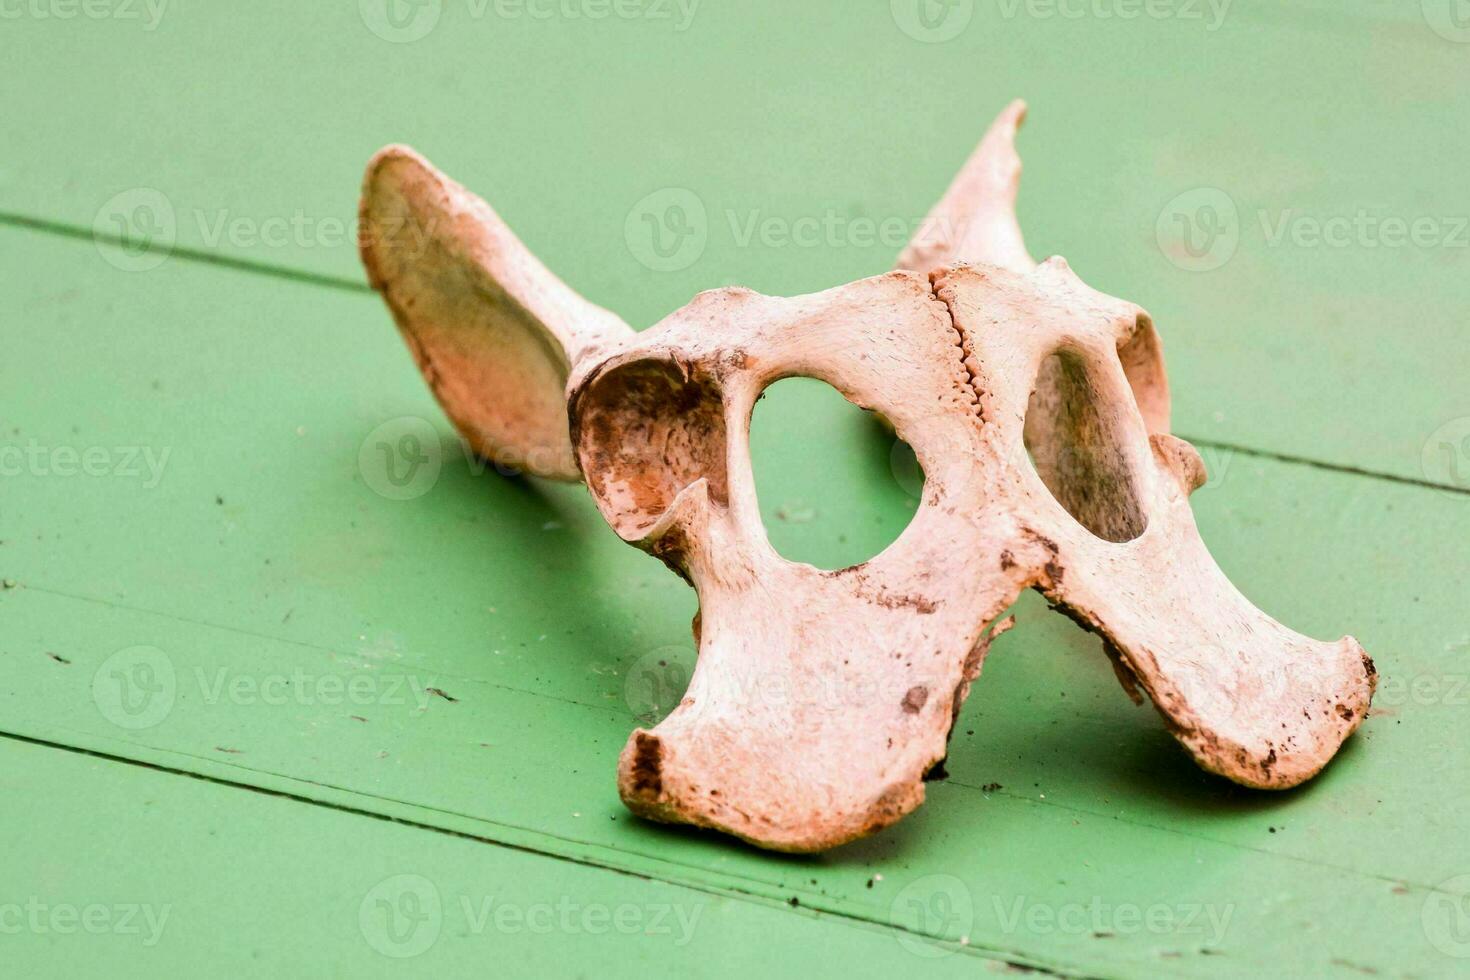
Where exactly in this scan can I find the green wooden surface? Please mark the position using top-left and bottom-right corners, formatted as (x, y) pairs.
(3, 3), (1468, 977)
(3, 1), (1468, 485)
(0, 736), (1025, 978)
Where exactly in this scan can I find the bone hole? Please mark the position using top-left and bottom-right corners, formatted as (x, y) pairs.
(575, 358), (728, 539)
(1116, 313), (1169, 432)
(1023, 350), (1148, 543)
(750, 378), (920, 569)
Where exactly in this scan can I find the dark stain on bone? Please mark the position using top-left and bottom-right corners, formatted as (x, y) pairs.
(1025, 527), (1061, 556)
(832, 565), (938, 613)
(718, 348), (750, 374)
(1043, 558), (1066, 587)
(1335, 703), (1354, 721)
(1019, 526), (1066, 587)
(629, 732), (663, 798)
(902, 685), (929, 714)
(649, 525), (694, 586)
(873, 592), (937, 614)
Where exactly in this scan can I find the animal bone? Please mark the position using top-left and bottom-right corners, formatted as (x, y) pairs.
(359, 102), (1376, 852)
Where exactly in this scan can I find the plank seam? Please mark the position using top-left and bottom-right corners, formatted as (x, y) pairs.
(2, 208), (1462, 500)
(0, 726), (1097, 978)
(4, 579), (1447, 897)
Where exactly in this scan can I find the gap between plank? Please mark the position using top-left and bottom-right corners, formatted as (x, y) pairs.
(0, 210), (368, 295)
(0, 726), (1088, 979)
(3, 207), (1466, 504)
(6, 578), (1442, 897)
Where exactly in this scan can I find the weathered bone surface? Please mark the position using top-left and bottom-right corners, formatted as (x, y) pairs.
(360, 145), (632, 480)
(360, 103), (1377, 852)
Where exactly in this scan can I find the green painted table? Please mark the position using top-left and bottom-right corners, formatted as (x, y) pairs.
(2, 2), (1467, 976)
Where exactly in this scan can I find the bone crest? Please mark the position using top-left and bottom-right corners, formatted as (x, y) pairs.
(361, 103), (1376, 853)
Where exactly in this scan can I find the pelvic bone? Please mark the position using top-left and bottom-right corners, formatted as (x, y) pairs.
(359, 101), (1376, 852)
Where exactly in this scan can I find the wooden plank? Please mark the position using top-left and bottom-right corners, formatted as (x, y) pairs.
(3, 225), (1467, 975)
(2, 2), (1467, 482)
(0, 735), (1051, 978)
